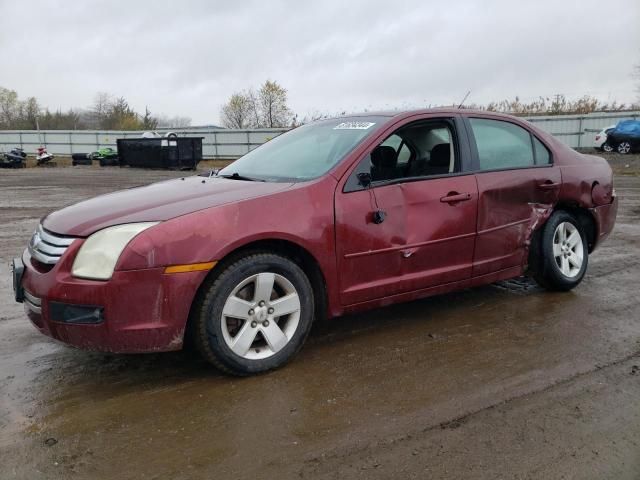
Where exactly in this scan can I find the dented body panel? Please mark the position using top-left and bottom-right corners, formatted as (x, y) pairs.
(16, 108), (618, 353)
(473, 167), (560, 276)
(335, 175), (478, 305)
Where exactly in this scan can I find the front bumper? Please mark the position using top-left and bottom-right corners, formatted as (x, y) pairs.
(16, 241), (209, 353)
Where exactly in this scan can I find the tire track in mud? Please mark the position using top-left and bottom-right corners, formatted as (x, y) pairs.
(299, 348), (640, 478)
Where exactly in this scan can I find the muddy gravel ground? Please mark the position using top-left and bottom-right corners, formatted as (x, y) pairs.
(1, 163), (639, 479)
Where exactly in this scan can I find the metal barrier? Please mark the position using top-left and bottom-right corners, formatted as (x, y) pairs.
(1, 111), (639, 158)
(0, 128), (288, 159)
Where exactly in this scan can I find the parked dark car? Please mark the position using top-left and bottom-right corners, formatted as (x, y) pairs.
(12, 109), (618, 375)
(606, 120), (640, 154)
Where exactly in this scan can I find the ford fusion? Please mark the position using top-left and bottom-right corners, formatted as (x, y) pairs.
(12, 109), (618, 375)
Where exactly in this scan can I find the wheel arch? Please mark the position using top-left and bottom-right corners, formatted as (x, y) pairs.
(550, 203), (598, 253)
(184, 238), (329, 350)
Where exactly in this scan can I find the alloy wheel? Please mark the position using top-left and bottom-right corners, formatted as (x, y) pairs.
(617, 142), (631, 154)
(220, 272), (301, 360)
(602, 143), (613, 153)
(552, 222), (584, 278)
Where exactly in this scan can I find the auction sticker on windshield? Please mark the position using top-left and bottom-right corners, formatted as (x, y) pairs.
(333, 122), (376, 130)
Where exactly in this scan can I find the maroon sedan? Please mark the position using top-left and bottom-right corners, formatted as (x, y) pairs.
(13, 109), (618, 375)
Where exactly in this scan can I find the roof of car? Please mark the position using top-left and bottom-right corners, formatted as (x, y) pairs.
(337, 108), (521, 120)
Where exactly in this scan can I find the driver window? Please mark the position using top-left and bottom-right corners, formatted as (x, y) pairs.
(363, 121), (458, 184)
(380, 134), (412, 166)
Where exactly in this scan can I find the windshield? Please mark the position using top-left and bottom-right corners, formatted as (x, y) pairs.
(218, 116), (387, 181)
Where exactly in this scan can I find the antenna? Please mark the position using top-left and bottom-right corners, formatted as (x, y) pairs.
(457, 90), (471, 109)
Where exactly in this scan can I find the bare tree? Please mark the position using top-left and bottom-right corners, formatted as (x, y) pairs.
(0, 87), (19, 128)
(23, 97), (41, 129)
(91, 92), (113, 128)
(220, 92), (253, 128)
(0, 86), (188, 130)
(220, 82), (292, 128)
(258, 80), (292, 128)
(246, 88), (261, 128)
(92, 92), (113, 117)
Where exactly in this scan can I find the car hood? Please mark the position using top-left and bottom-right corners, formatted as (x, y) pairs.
(43, 176), (294, 237)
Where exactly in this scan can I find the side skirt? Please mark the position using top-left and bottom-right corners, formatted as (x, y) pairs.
(341, 265), (524, 316)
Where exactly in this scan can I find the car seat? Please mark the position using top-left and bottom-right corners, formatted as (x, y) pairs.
(371, 145), (398, 181)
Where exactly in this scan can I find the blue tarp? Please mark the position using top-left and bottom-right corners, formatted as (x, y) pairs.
(614, 120), (640, 137)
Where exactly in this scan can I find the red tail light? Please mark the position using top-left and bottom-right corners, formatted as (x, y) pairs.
(595, 135), (601, 141)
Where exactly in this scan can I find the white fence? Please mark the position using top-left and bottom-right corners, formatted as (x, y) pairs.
(525, 111), (640, 148)
(0, 128), (288, 159)
(1, 111), (639, 158)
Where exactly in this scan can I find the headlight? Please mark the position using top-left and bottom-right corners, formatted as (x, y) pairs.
(71, 222), (158, 280)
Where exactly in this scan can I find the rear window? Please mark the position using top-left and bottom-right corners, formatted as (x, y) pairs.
(533, 136), (551, 165)
(469, 118), (551, 171)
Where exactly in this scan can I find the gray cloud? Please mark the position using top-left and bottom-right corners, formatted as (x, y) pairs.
(1, 0), (638, 124)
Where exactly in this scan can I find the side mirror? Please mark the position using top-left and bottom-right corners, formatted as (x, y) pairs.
(357, 172), (372, 188)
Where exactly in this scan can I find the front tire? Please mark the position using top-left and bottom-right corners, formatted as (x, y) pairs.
(530, 211), (588, 291)
(191, 252), (314, 375)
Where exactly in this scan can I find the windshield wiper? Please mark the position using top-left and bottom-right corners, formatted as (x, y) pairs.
(198, 169), (219, 178)
(217, 172), (264, 182)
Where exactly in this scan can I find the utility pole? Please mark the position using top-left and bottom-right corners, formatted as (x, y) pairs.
(36, 117), (43, 146)
(552, 93), (564, 114)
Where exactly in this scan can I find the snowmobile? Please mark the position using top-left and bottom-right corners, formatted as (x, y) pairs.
(0, 147), (27, 168)
(36, 146), (56, 167)
(91, 147), (119, 166)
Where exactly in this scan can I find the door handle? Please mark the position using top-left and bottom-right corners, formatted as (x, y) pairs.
(537, 181), (561, 191)
(440, 192), (471, 204)
(400, 248), (417, 258)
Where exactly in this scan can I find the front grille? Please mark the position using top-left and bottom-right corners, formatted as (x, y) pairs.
(28, 225), (76, 265)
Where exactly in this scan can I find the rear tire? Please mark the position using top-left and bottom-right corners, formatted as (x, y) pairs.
(602, 142), (613, 153)
(191, 252), (314, 375)
(530, 211), (588, 291)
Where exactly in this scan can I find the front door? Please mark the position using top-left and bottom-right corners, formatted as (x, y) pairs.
(335, 117), (478, 306)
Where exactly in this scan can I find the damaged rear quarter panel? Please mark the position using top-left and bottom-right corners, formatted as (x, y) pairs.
(558, 161), (613, 209)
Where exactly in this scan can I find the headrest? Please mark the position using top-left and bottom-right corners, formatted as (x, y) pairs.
(371, 145), (397, 169)
(429, 143), (451, 168)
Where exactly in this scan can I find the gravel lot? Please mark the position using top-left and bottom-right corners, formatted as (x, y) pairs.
(1, 158), (639, 479)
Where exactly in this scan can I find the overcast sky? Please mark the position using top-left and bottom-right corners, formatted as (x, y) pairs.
(1, 0), (638, 125)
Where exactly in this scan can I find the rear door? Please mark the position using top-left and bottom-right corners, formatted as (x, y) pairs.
(465, 116), (561, 277)
(335, 116), (478, 306)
